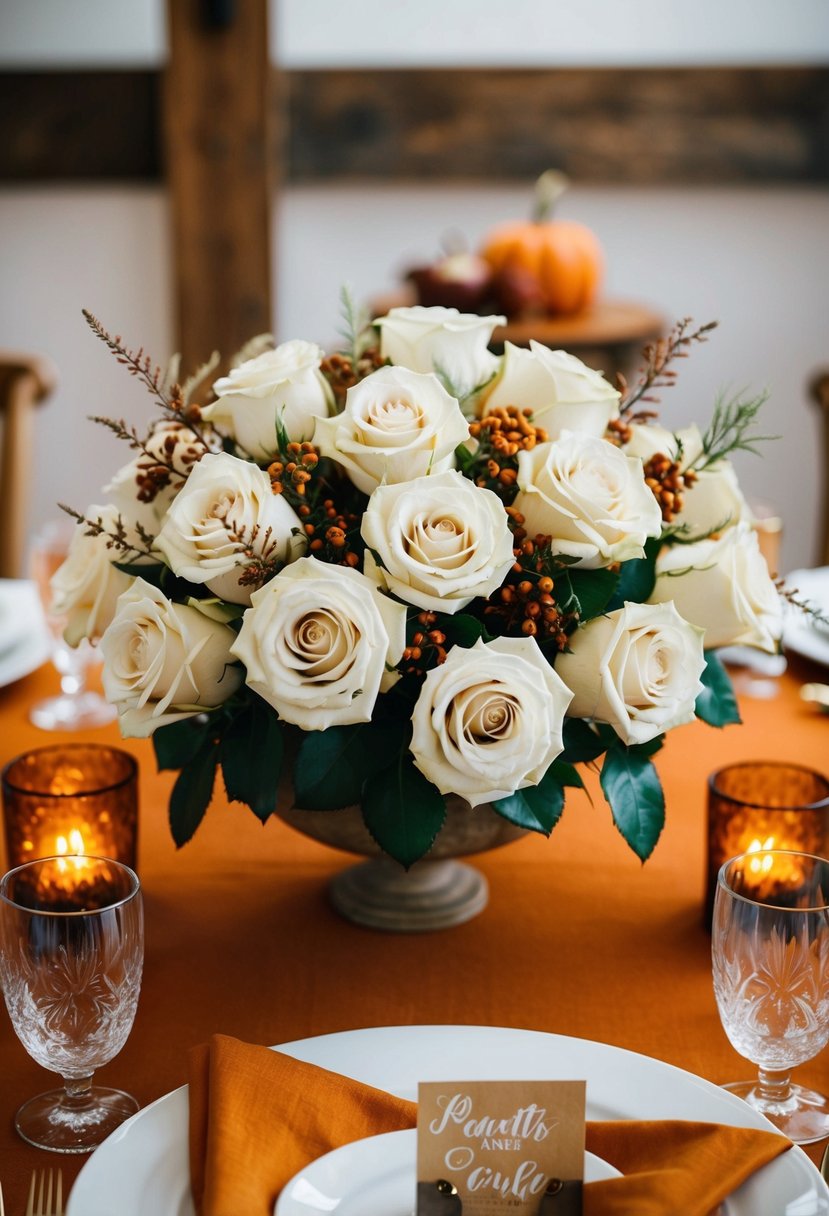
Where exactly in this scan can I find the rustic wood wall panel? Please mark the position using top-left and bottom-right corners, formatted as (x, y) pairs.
(286, 67), (829, 183)
(0, 71), (161, 181)
(0, 66), (826, 185)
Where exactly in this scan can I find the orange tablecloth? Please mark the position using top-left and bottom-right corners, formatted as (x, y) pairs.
(1, 656), (827, 1208)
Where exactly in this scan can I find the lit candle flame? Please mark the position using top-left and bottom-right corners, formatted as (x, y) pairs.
(746, 836), (776, 876)
(56, 828), (87, 874)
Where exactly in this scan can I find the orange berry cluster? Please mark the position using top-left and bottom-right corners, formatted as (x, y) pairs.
(468, 407), (548, 501)
(605, 417), (633, 447)
(642, 452), (697, 522)
(305, 498), (360, 568)
(401, 611), (447, 675)
(320, 348), (386, 406)
(484, 509), (574, 648)
(268, 443), (319, 498)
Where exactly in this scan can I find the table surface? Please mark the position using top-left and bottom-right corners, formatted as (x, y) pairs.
(1, 655), (828, 1208)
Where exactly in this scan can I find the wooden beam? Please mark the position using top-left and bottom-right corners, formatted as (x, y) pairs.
(163, 0), (274, 369)
(1, 66), (826, 187)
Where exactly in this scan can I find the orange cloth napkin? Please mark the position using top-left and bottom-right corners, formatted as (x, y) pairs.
(189, 1035), (791, 1216)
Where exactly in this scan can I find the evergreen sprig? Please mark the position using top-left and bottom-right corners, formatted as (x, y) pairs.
(691, 389), (776, 472)
(337, 285), (373, 364)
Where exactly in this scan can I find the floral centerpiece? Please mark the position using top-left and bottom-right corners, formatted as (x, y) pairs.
(53, 299), (782, 868)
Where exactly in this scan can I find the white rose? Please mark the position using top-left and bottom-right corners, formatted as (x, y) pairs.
(375, 305), (504, 398)
(230, 557), (407, 731)
(624, 423), (749, 540)
(155, 451), (305, 605)
(410, 636), (573, 807)
(514, 432), (663, 568)
(100, 578), (243, 737)
(674, 462), (750, 541)
(555, 600), (706, 746)
(648, 523), (783, 654)
(480, 341), (619, 439)
(313, 365), (470, 496)
(202, 340), (334, 460)
(50, 506), (134, 646)
(361, 470), (514, 615)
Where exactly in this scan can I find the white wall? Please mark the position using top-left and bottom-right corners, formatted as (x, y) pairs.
(1, 181), (826, 574)
(1, 0), (828, 67)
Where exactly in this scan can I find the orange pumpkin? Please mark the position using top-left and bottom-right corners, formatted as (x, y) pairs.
(480, 172), (603, 317)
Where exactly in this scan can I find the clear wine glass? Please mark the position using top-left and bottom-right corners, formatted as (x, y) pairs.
(712, 848), (829, 1143)
(0, 855), (143, 1152)
(28, 519), (116, 730)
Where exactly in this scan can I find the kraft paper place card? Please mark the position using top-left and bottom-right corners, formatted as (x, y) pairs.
(417, 1079), (586, 1216)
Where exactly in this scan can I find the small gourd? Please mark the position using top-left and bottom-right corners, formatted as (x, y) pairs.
(480, 171), (603, 316)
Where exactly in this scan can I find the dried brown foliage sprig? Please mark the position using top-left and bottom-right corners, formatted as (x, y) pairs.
(618, 318), (719, 417)
(228, 523), (287, 590)
(83, 310), (184, 412)
(58, 504), (157, 561)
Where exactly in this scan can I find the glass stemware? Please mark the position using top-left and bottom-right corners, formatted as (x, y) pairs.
(28, 518), (116, 730)
(0, 855), (144, 1152)
(712, 848), (829, 1143)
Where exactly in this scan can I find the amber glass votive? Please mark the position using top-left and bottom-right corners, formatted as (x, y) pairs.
(705, 761), (829, 927)
(2, 744), (138, 873)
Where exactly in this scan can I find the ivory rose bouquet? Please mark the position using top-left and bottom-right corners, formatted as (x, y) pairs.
(54, 301), (782, 866)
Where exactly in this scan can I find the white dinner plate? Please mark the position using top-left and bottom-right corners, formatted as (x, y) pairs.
(783, 567), (829, 667)
(0, 580), (50, 689)
(67, 1026), (829, 1216)
(275, 1128), (620, 1215)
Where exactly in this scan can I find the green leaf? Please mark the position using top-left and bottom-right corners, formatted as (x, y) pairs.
(629, 734), (665, 759)
(113, 560), (167, 584)
(607, 536), (662, 610)
(153, 715), (214, 771)
(295, 721), (409, 810)
(454, 441), (477, 475)
(169, 741), (220, 847)
(220, 702), (283, 822)
(362, 755), (446, 868)
(560, 718), (615, 764)
(443, 613), (487, 647)
(493, 773), (557, 836)
(560, 568), (620, 622)
(600, 743), (665, 861)
(547, 757), (585, 789)
(696, 650), (742, 728)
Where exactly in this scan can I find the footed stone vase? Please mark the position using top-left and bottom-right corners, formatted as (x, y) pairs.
(276, 797), (527, 933)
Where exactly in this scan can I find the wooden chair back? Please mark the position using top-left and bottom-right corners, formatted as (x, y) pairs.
(0, 353), (57, 578)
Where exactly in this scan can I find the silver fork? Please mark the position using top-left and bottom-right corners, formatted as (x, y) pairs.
(25, 1169), (63, 1216)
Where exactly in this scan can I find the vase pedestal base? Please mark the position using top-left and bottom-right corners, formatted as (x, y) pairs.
(328, 857), (488, 932)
